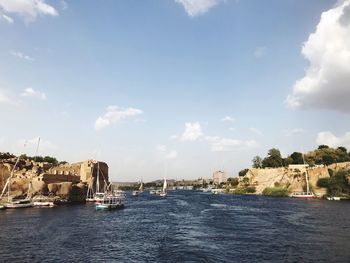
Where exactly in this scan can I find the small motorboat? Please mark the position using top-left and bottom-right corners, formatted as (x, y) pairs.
(33, 200), (55, 207)
(327, 196), (341, 201)
(149, 189), (156, 195)
(0, 205), (5, 210)
(132, 190), (140, 197)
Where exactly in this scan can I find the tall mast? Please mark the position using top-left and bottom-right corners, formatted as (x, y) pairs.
(28, 137), (40, 198)
(302, 153), (310, 194)
(96, 161), (100, 193)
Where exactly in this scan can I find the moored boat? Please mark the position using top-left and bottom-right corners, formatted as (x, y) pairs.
(327, 196), (341, 201)
(291, 154), (315, 199)
(5, 198), (34, 209)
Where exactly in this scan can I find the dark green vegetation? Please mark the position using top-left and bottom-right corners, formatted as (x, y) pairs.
(232, 186), (256, 194)
(317, 170), (350, 197)
(19, 154), (60, 165)
(0, 152), (65, 165)
(251, 145), (350, 169)
(262, 187), (289, 197)
(238, 168), (249, 177)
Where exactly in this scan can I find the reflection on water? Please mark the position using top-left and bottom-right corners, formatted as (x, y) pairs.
(1, 192), (350, 262)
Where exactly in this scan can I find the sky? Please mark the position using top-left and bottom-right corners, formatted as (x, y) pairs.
(1, 0), (350, 182)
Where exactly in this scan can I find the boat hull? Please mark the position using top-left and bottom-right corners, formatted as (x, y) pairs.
(291, 195), (314, 198)
(5, 203), (34, 208)
(95, 204), (124, 210)
(33, 202), (55, 207)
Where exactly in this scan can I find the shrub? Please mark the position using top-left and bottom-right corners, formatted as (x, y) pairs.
(262, 187), (289, 197)
(232, 186), (256, 194)
(317, 178), (330, 188)
(239, 169), (249, 177)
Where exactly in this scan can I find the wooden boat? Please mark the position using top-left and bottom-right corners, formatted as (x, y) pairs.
(291, 155), (314, 199)
(5, 198), (34, 209)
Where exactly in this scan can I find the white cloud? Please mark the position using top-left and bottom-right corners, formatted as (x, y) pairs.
(228, 127), (236, 132)
(284, 128), (305, 137)
(316, 131), (350, 148)
(287, 1), (350, 113)
(10, 50), (34, 61)
(0, 0), (58, 22)
(253, 46), (266, 58)
(20, 87), (46, 100)
(165, 150), (178, 160)
(205, 136), (257, 152)
(175, 0), (223, 17)
(181, 122), (203, 141)
(249, 127), (262, 135)
(1, 13), (13, 23)
(94, 105), (143, 130)
(221, 116), (235, 123)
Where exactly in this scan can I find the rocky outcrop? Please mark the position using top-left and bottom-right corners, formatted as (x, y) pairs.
(240, 165), (330, 197)
(0, 153), (108, 202)
(47, 182), (87, 202)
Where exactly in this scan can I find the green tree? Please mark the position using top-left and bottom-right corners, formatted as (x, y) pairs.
(227, 177), (239, 187)
(239, 168), (249, 177)
(252, 156), (262, 168)
(318, 145), (330, 149)
(262, 148), (284, 168)
(290, 152), (304, 164)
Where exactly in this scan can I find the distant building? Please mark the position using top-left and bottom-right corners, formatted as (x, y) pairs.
(213, 170), (227, 184)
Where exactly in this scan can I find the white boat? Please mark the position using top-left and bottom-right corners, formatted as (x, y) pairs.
(0, 205), (5, 210)
(149, 189), (156, 194)
(211, 188), (224, 195)
(95, 195), (125, 210)
(132, 179), (144, 197)
(159, 176), (167, 197)
(33, 201), (55, 207)
(132, 190), (140, 197)
(5, 198), (34, 209)
(291, 154), (315, 199)
(0, 153), (34, 209)
(327, 196), (341, 201)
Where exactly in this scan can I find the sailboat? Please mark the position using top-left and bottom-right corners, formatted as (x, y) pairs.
(93, 162), (105, 203)
(132, 178), (144, 197)
(291, 154), (314, 198)
(0, 153), (34, 208)
(159, 177), (167, 197)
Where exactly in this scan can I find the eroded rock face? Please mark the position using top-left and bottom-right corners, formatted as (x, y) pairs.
(30, 178), (48, 197)
(47, 182), (87, 202)
(48, 182), (72, 196)
(240, 165), (331, 197)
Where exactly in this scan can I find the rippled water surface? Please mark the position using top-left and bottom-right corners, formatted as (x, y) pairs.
(1, 191), (350, 262)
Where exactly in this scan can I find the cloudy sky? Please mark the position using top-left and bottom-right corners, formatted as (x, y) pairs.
(1, 0), (350, 182)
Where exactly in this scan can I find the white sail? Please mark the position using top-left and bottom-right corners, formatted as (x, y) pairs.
(162, 178), (167, 192)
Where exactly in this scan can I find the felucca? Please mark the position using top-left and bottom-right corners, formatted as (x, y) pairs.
(291, 154), (314, 199)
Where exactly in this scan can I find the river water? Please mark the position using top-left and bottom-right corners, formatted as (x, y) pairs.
(0, 191), (349, 262)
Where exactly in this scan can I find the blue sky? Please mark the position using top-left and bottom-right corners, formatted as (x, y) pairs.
(1, 0), (350, 182)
